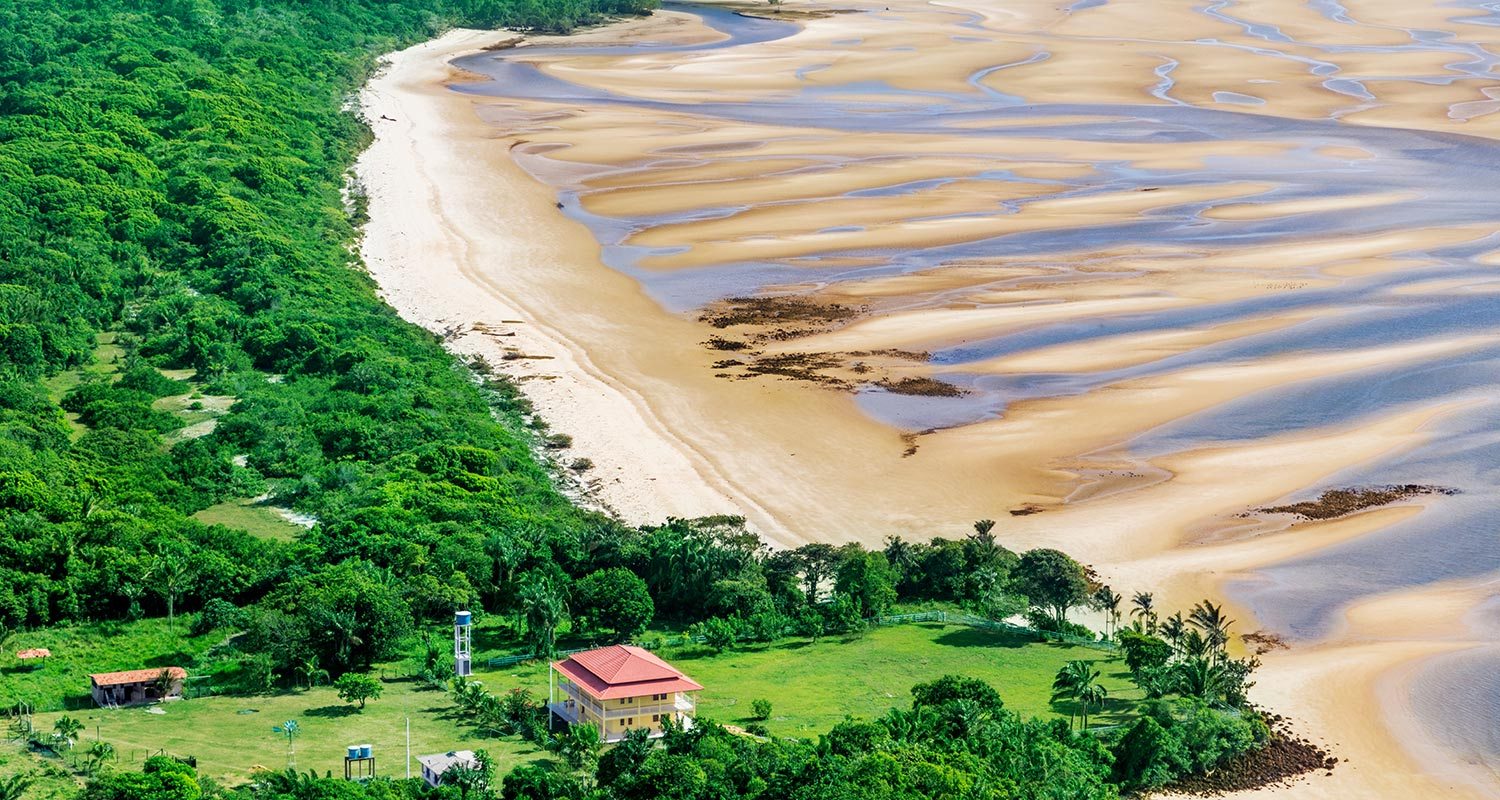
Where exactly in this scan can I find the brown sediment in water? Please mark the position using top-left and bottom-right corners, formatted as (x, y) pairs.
(698, 294), (865, 339)
(874, 376), (966, 396)
(1242, 630), (1292, 656)
(1255, 485), (1457, 522)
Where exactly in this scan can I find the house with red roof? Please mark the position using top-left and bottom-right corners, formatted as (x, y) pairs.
(89, 667), (186, 707)
(548, 645), (702, 742)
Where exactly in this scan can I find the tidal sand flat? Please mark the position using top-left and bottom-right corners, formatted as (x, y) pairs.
(363, 0), (1500, 796)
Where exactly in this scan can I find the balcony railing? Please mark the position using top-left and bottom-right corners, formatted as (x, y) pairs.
(547, 700), (696, 742)
(554, 682), (695, 720)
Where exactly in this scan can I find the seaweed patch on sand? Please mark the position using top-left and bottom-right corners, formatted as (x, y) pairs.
(1255, 485), (1457, 522)
(699, 296), (959, 392)
(699, 295), (865, 341)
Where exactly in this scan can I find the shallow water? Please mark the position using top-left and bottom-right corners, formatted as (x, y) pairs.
(453, 0), (1500, 784)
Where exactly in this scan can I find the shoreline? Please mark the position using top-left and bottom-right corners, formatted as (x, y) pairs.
(356, 23), (797, 541)
(354, 10), (1496, 799)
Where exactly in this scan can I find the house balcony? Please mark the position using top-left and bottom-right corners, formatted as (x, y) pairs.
(547, 685), (696, 743)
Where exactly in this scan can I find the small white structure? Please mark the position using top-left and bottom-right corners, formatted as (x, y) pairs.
(418, 750), (478, 788)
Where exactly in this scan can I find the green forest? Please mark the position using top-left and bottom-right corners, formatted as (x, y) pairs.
(0, 0), (1284, 797)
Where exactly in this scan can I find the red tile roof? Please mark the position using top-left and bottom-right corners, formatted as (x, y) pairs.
(90, 667), (186, 687)
(553, 645), (702, 700)
(15, 648), (50, 660)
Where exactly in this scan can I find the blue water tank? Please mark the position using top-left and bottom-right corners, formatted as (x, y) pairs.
(455, 610), (472, 626)
(359, 744), (373, 759)
(347, 745), (360, 760)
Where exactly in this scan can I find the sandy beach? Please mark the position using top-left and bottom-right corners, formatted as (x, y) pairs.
(358, 1), (1500, 795)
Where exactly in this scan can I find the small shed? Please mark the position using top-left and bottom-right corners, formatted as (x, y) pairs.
(90, 667), (186, 707)
(417, 750), (478, 788)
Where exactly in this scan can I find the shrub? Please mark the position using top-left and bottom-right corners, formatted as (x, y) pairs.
(750, 698), (772, 720)
(193, 599), (244, 635)
(691, 617), (741, 653)
(333, 673), (383, 709)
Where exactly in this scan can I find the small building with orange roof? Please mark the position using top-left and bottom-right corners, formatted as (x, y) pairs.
(89, 667), (186, 707)
(548, 645), (701, 742)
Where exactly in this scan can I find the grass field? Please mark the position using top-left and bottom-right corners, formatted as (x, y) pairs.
(41, 333), (126, 438)
(30, 678), (553, 784)
(474, 621), (1140, 738)
(10, 618), (1137, 786)
(193, 498), (307, 543)
(0, 742), (76, 800)
(2, 619), (224, 713)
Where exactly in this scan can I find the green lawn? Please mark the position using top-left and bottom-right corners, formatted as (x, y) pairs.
(0, 742), (76, 800)
(474, 621), (1140, 738)
(31, 679), (553, 784)
(8, 619), (1137, 787)
(193, 498), (306, 543)
(2, 619), (224, 713)
(41, 332), (126, 438)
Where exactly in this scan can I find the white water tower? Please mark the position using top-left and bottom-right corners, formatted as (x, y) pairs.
(454, 610), (472, 677)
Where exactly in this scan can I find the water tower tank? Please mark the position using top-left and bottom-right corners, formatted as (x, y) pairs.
(455, 610), (472, 626)
(359, 744), (373, 759)
(347, 745), (360, 760)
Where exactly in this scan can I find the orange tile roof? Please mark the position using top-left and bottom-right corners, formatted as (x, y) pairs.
(90, 667), (186, 687)
(553, 645), (702, 700)
(15, 648), (50, 659)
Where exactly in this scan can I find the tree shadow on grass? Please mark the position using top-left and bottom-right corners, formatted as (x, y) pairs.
(932, 628), (1031, 650)
(303, 704), (357, 718)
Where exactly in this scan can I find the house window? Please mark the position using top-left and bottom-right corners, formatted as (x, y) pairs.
(624, 717), (634, 725)
(652, 714), (660, 722)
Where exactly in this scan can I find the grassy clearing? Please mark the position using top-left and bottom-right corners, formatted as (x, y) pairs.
(1, 619), (223, 712)
(473, 621), (1140, 738)
(0, 742), (75, 800)
(193, 498), (306, 543)
(41, 333), (126, 404)
(8, 619), (1136, 787)
(41, 333), (126, 437)
(30, 679), (552, 784)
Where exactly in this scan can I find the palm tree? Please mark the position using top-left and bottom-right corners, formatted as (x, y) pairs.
(1180, 629), (1210, 660)
(52, 715), (83, 751)
(294, 655), (329, 690)
(1092, 586), (1122, 639)
(1051, 660), (1101, 730)
(966, 519), (1002, 569)
(883, 535), (918, 587)
(85, 741), (115, 776)
(483, 533), (520, 610)
(0, 775), (33, 800)
(520, 579), (565, 660)
(147, 548), (193, 634)
(879, 705), (930, 744)
(321, 609), (364, 670)
(1130, 591), (1158, 633)
(1078, 681), (1108, 730)
(452, 677), (489, 713)
(1173, 656), (1231, 704)
(1189, 599), (1235, 659)
(558, 722), (601, 773)
(1161, 611), (1187, 654)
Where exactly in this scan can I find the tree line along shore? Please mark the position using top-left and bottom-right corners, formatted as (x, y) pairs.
(0, 0), (1315, 798)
